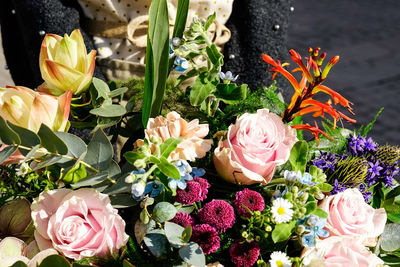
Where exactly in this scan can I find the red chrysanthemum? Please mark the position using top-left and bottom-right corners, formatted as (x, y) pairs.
(234, 189), (265, 218)
(194, 177), (210, 201)
(191, 224), (220, 255)
(170, 212), (195, 228)
(175, 181), (202, 204)
(198, 200), (235, 232)
(229, 240), (260, 267)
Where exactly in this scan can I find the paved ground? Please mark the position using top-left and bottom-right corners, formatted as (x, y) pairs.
(0, 1), (399, 146)
(287, 0), (400, 146)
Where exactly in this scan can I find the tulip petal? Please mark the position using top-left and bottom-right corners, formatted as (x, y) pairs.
(54, 37), (78, 69)
(29, 94), (58, 132)
(43, 60), (86, 93)
(70, 29), (87, 73)
(53, 90), (72, 132)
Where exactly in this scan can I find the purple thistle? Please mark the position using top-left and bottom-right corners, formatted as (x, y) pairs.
(229, 240), (260, 267)
(191, 224), (220, 255)
(198, 200), (235, 233)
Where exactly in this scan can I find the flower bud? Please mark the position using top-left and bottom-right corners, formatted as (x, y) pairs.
(241, 231), (249, 239)
(299, 192), (309, 203)
(131, 179), (146, 200)
(134, 159), (147, 169)
(296, 225), (306, 234)
(265, 225), (272, 232)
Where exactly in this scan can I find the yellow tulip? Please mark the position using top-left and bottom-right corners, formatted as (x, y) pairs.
(0, 86), (71, 133)
(38, 29), (96, 96)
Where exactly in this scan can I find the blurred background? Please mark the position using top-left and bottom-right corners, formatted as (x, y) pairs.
(0, 0), (399, 145)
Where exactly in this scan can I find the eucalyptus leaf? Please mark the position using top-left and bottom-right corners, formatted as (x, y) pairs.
(380, 223), (400, 252)
(37, 125), (68, 155)
(90, 104), (126, 117)
(11, 262), (28, 267)
(178, 242), (205, 267)
(8, 123), (40, 147)
(164, 222), (186, 248)
(135, 219), (156, 244)
(182, 226), (192, 243)
(153, 202), (177, 223)
(143, 229), (169, 258)
(55, 132), (87, 164)
(38, 255), (70, 267)
(0, 145), (17, 164)
(110, 194), (138, 208)
(33, 154), (63, 170)
(93, 77), (110, 100)
(0, 116), (21, 145)
(82, 129), (113, 172)
(62, 163), (87, 184)
(71, 172), (108, 188)
(107, 87), (128, 98)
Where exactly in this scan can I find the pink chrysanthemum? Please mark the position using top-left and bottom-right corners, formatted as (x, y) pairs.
(198, 200), (235, 232)
(229, 240), (260, 267)
(194, 177), (210, 201)
(175, 181), (202, 204)
(234, 189), (265, 218)
(170, 212), (195, 228)
(191, 224), (220, 255)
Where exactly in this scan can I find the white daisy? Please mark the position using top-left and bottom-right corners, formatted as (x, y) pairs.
(271, 197), (294, 224)
(269, 251), (292, 267)
(16, 162), (30, 177)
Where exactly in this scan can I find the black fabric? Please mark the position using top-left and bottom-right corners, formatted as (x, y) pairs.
(223, 0), (294, 98)
(0, 0), (104, 88)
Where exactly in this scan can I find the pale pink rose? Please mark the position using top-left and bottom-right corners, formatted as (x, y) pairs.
(213, 109), (297, 185)
(320, 188), (387, 246)
(303, 236), (384, 267)
(145, 111), (213, 161)
(31, 188), (129, 260)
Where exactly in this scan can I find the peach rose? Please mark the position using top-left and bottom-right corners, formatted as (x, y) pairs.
(213, 109), (297, 185)
(145, 111), (212, 161)
(302, 236), (384, 267)
(31, 188), (129, 260)
(319, 188), (387, 247)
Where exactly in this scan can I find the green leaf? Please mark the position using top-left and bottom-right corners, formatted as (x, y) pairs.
(189, 73), (217, 106)
(312, 208), (328, 219)
(271, 220), (296, 243)
(289, 141), (308, 173)
(359, 107), (384, 136)
(33, 154), (63, 170)
(37, 124), (68, 155)
(388, 214), (400, 224)
(82, 129), (113, 172)
(172, 0), (190, 38)
(71, 172), (108, 188)
(63, 163), (87, 183)
(305, 201), (317, 215)
(22, 144), (41, 162)
(0, 198), (32, 236)
(380, 223), (400, 252)
(214, 84), (248, 104)
(160, 137), (183, 158)
(90, 104), (126, 117)
(0, 116), (20, 145)
(164, 222), (186, 248)
(204, 13), (216, 30)
(124, 151), (146, 164)
(179, 242), (205, 267)
(102, 174), (132, 195)
(107, 87), (128, 98)
(55, 132), (87, 164)
(206, 44), (223, 69)
(157, 157), (180, 179)
(143, 229), (168, 258)
(142, 0), (170, 127)
(182, 225), (192, 243)
(372, 186), (385, 209)
(11, 262), (28, 267)
(386, 186), (400, 201)
(316, 183), (333, 192)
(38, 255), (70, 267)
(0, 145), (17, 164)
(110, 194), (138, 208)
(93, 77), (110, 100)
(153, 202), (177, 223)
(8, 123), (40, 147)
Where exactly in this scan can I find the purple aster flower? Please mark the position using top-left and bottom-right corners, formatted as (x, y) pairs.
(331, 179), (348, 195)
(198, 200), (235, 232)
(229, 240), (260, 267)
(175, 181), (202, 204)
(193, 177), (210, 201)
(364, 137), (378, 152)
(312, 152), (340, 172)
(234, 189), (265, 218)
(191, 224), (220, 255)
(170, 212), (195, 228)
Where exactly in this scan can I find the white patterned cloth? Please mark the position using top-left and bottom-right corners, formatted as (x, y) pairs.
(76, 0), (234, 80)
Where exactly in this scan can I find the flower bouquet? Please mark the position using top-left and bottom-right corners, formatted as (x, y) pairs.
(0, 1), (399, 267)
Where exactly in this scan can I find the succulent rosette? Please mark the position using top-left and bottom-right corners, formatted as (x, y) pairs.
(38, 29), (96, 96)
(214, 108), (297, 185)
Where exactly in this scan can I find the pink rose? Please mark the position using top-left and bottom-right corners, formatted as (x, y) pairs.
(213, 109), (297, 185)
(302, 236), (384, 267)
(31, 188), (129, 260)
(144, 111), (213, 161)
(320, 188), (387, 246)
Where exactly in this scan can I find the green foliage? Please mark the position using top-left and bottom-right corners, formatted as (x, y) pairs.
(289, 141), (309, 173)
(272, 220), (296, 243)
(38, 255), (70, 267)
(152, 202), (177, 223)
(380, 223), (400, 252)
(357, 107), (384, 136)
(179, 242), (205, 266)
(142, 0), (170, 127)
